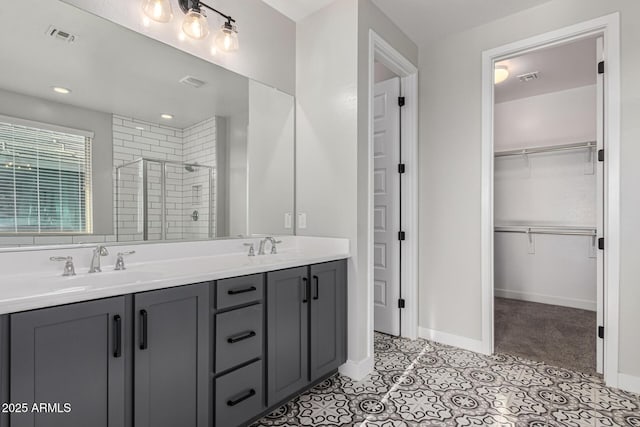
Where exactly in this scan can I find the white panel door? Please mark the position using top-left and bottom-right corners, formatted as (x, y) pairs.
(595, 36), (604, 374)
(373, 77), (401, 336)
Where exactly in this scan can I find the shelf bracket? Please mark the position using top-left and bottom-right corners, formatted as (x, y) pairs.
(526, 228), (535, 254)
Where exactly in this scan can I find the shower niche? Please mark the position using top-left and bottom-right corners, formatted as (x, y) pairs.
(116, 158), (216, 242)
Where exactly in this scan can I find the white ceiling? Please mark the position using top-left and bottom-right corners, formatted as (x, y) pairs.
(370, 0), (554, 46)
(261, 0), (337, 22)
(495, 36), (597, 103)
(0, 0), (249, 129)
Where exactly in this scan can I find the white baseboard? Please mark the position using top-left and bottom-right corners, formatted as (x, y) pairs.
(339, 356), (374, 381)
(418, 327), (484, 354)
(618, 373), (640, 395)
(495, 289), (596, 311)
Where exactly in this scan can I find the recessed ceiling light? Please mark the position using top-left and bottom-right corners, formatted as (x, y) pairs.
(161, 113), (173, 120)
(52, 86), (71, 94)
(135, 126), (145, 130)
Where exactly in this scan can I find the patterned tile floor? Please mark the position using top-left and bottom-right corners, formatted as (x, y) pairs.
(253, 333), (640, 426)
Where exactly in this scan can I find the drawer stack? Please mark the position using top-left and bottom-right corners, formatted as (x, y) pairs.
(213, 274), (265, 426)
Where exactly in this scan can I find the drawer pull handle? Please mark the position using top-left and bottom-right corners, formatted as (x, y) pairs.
(228, 286), (257, 295)
(227, 389), (256, 407)
(227, 330), (256, 344)
(139, 309), (148, 350)
(113, 315), (122, 358)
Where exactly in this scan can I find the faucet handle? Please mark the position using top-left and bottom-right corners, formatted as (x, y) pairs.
(50, 256), (76, 277)
(243, 243), (255, 257)
(270, 240), (283, 255)
(115, 251), (135, 271)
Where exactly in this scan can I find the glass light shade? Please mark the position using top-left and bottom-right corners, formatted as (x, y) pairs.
(494, 65), (509, 84)
(182, 9), (209, 40)
(141, 0), (173, 23)
(214, 22), (239, 52)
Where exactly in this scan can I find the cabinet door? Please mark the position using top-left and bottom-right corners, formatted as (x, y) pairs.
(310, 260), (347, 381)
(266, 266), (309, 406)
(10, 297), (129, 427)
(134, 283), (209, 427)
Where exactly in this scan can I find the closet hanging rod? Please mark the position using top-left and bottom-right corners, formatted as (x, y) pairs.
(494, 226), (597, 237)
(494, 141), (596, 158)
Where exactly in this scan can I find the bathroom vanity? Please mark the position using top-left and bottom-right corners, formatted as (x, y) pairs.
(0, 237), (349, 427)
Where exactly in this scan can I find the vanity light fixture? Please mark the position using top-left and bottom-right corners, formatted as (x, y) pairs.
(179, 0), (238, 52)
(141, 0), (239, 52)
(494, 65), (509, 84)
(142, 0), (173, 23)
(52, 86), (71, 94)
(160, 113), (174, 120)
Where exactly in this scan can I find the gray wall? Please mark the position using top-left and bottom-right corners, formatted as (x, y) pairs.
(296, 0), (417, 365)
(0, 88), (113, 235)
(418, 0), (640, 378)
(62, 0), (296, 95)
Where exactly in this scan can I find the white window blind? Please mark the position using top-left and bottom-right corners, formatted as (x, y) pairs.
(0, 118), (93, 234)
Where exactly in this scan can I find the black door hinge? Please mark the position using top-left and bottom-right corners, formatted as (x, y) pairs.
(598, 149), (605, 162)
(598, 61), (605, 74)
(398, 163), (406, 174)
(398, 96), (405, 107)
(398, 231), (406, 241)
(398, 299), (405, 309)
(598, 237), (605, 250)
(598, 326), (605, 339)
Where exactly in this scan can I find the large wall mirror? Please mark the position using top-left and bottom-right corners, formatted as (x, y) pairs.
(0, 0), (294, 248)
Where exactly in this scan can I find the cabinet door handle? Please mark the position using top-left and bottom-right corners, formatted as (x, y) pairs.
(139, 309), (148, 350)
(302, 277), (309, 303)
(227, 389), (256, 407)
(227, 330), (256, 344)
(113, 315), (122, 358)
(228, 286), (256, 295)
(313, 275), (319, 300)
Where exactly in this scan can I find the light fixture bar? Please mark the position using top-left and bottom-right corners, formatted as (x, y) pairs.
(178, 0), (235, 23)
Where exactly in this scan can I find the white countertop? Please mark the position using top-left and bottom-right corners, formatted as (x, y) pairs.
(0, 236), (349, 315)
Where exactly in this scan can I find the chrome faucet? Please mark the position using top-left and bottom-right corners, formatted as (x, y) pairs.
(89, 245), (109, 273)
(258, 237), (282, 255)
(50, 256), (76, 277)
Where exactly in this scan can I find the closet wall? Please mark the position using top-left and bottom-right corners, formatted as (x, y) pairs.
(494, 84), (598, 311)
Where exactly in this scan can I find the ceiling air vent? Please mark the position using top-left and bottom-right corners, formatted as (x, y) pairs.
(179, 76), (207, 89)
(45, 25), (76, 43)
(518, 71), (539, 82)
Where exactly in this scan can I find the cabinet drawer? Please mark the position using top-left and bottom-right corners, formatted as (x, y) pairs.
(216, 274), (263, 310)
(215, 360), (263, 427)
(216, 304), (263, 372)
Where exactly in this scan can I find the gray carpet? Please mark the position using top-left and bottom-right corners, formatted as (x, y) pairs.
(494, 297), (597, 375)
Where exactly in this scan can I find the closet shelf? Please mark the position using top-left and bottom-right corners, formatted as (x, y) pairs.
(494, 141), (596, 158)
(494, 225), (597, 237)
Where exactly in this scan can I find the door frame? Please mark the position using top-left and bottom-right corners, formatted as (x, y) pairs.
(367, 29), (419, 348)
(480, 13), (621, 387)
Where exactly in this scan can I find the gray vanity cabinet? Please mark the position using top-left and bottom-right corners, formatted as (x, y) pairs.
(133, 283), (209, 427)
(266, 266), (310, 406)
(9, 296), (130, 427)
(310, 260), (347, 382)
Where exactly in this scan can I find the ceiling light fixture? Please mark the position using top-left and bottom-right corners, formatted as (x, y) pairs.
(52, 86), (71, 94)
(494, 65), (509, 84)
(161, 114), (174, 120)
(141, 0), (173, 23)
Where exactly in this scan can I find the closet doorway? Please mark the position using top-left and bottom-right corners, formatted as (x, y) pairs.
(492, 36), (604, 374)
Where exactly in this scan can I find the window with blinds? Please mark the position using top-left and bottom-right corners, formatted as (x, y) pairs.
(0, 117), (93, 234)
